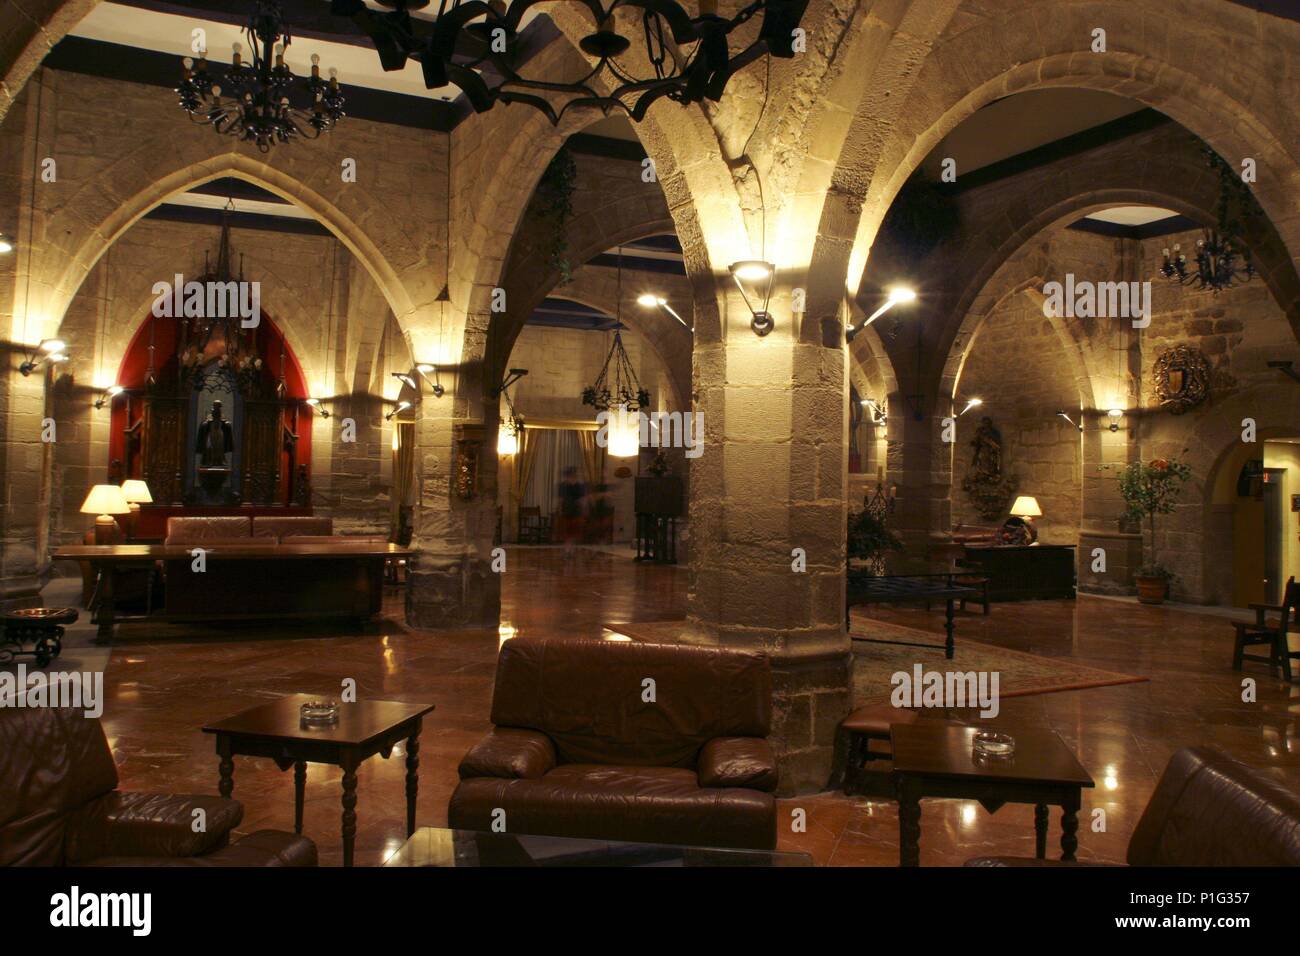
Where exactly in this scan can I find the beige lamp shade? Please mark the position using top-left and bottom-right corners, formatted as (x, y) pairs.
(120, 479), (152, 504)
(80, 483), (130, 516)
(1009, 495), (1043, 518)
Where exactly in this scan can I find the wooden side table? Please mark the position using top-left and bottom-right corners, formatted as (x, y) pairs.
(890, 723), (1094, 867)
(202, 694), (436, 867)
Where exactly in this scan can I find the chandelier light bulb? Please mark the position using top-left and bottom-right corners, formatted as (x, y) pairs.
(311, 53), (320, 65)
(183, 56), (194, 69)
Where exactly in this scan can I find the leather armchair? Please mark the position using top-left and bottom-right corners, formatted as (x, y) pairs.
(1, 703), (315, 867)
(448, 638), (779, 850)
(967, 747), (1300, 867)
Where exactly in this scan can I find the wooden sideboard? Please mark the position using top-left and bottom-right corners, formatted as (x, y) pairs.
(959, 544), (1077, 601)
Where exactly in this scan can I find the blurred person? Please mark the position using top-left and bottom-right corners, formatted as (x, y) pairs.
(556, 466), (587, 558)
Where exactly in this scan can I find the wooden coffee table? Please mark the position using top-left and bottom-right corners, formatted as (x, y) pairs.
(890, 723), (1094, 867)
(202, 694), (435, 867)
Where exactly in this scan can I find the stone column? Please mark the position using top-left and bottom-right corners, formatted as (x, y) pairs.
(685, 282), (851, 795)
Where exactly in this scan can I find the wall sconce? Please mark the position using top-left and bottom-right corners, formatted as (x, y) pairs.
(1055, 410), (1084, 432)
(860, 397), (887, 426)
(415, 363), (446, 397)
(93, 384), (124, 410)
(305, 397), (331, 418)
(385, 399), (412, 422)
(19, 339), (69, 376)
(846, 286), (916, 343)
(728, 260), (776, 336)
(1107, 408), (1124, 432)
(636, 293), (693, 333)
(955, 397), (983, 417)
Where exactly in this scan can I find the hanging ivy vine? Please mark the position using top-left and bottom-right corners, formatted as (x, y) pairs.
(535, 146), (578, 286)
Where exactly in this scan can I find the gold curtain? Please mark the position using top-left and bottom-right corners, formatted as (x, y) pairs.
(577, 429), (606, 488)
(391, 421), (416, 539)
(512, 427), (539, 503)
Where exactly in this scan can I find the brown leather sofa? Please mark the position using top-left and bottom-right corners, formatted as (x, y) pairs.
(164, 515), (257, 545)
(251, 516), (333, 538)
(967, 747), (1300, 866)
(448, 638), (779, 850)
(1, 703), (316, 866)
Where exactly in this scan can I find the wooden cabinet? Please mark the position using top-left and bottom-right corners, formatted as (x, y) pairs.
(960, 544), (1077, 601)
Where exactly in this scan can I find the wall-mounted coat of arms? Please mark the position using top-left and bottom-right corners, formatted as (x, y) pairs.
(1153, 345), (1210, 414)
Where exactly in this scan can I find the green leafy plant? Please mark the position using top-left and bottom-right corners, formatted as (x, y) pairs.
(847, 507), (904, 566)
(1114, 457), (1193, 579)
(534, 147), (578, 285)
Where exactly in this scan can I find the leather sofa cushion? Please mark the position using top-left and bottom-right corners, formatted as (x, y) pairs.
(490, 638), (771, 768)
(165, 516), (251, 544)
(459, 728), (556, 780)
(252, 517), (332, 538)
(1127, 746), (1300, 866)
(448, 764), (776, 850)
(697, 737), (778, 791)
(65, 791), (243, 863)
(0, 705), (119, 866)
(277, 535), (389, 546)
(88, 830), (318, 867)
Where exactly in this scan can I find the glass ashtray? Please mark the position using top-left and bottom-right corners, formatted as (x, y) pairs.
(972, 730), (1015, 758)
(300, 699), (340, 726)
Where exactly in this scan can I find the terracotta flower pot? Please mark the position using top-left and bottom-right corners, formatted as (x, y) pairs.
(1135, 575), (1168, 605)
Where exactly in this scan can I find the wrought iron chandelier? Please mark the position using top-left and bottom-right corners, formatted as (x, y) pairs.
(1160, 148), (1255, 294)
(176, 0), (346, 152)
(582, 248), (651, 411)
(333, 0), (809, 124)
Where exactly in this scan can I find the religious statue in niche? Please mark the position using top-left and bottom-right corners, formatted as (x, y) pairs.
(194, 399), (236, 503)
(1153, 345), (1211, 414)
(961, 416), (1018, 521)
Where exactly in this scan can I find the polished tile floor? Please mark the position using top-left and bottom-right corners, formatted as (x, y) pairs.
(70, 546), (1299, 866)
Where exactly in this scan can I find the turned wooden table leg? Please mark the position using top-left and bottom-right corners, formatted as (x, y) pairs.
(293, 761), (307, 835)
(1034, 803), (1048, 859)
(340, 754), (359, 868)
(405, 728), (421, 837)
(94, 566), (116, 644)
(944, 598), (956, 659)
(1061, 792), (1081, 862)
(216, 737), (234, 799)
(897, 777), (922, 867)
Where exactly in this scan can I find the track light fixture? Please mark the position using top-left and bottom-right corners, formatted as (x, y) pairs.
(385, 399), (412, 421)
(1056, 410), (1084, 432)
(846, 287), (916, 343)
(305, 397), (331, 418)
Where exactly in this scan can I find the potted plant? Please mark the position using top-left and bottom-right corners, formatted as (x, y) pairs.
(1114, 457), (1193, 604)
(847, 505), (904, 574)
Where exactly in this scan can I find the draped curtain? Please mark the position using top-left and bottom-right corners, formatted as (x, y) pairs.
(577, 430), (606, 490)
(512, 427), (539, 505)
(523, 429), (585, 515)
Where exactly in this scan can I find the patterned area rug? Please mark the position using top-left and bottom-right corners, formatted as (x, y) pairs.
(605, 615), (1148, 706)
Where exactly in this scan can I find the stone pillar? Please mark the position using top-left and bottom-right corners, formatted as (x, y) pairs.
(888, 402), (952, 556)
(0, 371), (50, 608)
(685, 287), (851, 795)
(404, 388), (501, 628)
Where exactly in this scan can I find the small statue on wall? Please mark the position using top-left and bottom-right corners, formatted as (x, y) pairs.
(196, 400), (234, 467)
(961, 415), (1018, 521)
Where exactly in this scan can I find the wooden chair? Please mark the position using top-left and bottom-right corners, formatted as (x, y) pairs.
(1233, 577), (1299, 681)
(518, 506), (551, 545)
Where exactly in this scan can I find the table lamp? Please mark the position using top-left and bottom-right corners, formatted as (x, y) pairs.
(120, 479), (152, 539)
(81, 484), (130, 544)
(1009, 495), (1042, 544)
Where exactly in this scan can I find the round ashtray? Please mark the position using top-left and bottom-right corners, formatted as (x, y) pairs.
(300, 699), (340, 726)
(972, 730), (1015, 758)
